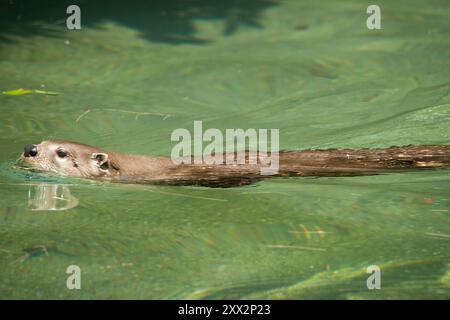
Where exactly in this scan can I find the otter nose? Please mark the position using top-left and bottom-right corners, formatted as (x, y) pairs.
(24, 144), (38, 157)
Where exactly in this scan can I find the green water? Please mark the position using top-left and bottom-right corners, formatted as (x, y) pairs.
(0, 0), (449, 299)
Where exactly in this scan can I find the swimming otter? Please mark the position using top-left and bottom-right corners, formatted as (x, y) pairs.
(18, 140), (450, 187)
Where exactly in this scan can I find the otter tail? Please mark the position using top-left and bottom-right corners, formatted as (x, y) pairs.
(278, 145), (450, 177)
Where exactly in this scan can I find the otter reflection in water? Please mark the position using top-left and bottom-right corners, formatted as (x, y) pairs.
(27, 184), (79, 211)
(18, 140), (450, 188)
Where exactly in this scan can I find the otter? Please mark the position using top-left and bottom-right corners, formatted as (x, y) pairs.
(18, 140), (450, 187)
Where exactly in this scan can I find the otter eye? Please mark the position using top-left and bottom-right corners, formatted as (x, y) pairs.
(56, 149), (68, 158)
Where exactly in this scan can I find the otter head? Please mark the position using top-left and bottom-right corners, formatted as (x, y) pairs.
(19, 140), (118, 178)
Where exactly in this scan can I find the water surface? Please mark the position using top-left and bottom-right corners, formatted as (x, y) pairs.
(0, 0), (449, 299)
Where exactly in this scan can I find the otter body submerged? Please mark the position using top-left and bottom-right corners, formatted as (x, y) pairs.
(18, 140), (450, 187)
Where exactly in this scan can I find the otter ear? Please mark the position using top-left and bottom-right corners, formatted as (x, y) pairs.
(91, 153), (109, 171)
